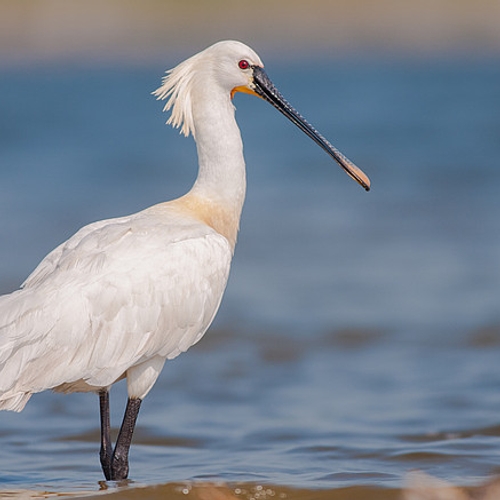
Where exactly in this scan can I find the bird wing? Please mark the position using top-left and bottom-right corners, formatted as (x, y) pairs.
(20, 218), (121, 289)
(0, 207), (232, 405)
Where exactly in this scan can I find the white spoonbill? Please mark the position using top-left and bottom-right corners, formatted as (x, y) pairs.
(0, 40), (370, 481)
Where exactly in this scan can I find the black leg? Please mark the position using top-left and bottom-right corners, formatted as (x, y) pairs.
(110, 397), (142, 480)
(98, 392), (142, 481)
(99, 390), (113, 481)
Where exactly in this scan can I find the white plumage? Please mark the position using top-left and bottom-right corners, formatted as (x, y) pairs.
(0, 40), (369, 480)
(0, 206), (231, 409)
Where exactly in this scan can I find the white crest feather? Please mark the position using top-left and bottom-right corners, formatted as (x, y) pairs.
(152, 51), (203, 139)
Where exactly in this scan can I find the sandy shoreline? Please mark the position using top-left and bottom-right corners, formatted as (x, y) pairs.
(4, 475), (500, 500)
(1, 0), (500, 64)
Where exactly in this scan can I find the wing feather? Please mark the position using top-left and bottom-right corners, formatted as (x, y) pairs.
(0, 207), (232, 409)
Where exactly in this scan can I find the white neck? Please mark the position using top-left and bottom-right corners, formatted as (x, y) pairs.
(189, 86), (247, 219)
(158, 85), (247, 251)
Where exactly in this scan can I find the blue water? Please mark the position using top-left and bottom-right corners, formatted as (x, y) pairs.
(0, 54), (499, 496)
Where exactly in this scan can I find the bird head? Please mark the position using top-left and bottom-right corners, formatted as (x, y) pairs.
(153, 40), (262, 138)
(153, 40), (370, 191)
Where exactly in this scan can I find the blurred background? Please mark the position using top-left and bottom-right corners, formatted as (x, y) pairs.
(1, 0), (500, 62)
(0, 0), (500, 496)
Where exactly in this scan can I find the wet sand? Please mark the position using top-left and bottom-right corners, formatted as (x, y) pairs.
(4, 475), (500, 500)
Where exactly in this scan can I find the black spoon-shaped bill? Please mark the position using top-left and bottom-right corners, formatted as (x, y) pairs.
(251, 66), (370, 191)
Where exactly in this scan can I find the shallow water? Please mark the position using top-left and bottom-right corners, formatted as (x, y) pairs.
(0, 54), (499, 498)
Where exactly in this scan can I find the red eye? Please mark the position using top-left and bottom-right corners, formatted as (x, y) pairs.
(238, 59), (250, 70)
